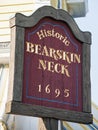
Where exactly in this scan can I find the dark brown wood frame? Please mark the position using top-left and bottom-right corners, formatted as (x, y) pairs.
(5, 6), (93, 124)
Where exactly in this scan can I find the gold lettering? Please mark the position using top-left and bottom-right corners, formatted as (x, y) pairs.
(54, 63), (61, 73)
(38, 59), (70, 77)
(37, 30), (45, 40)
(74, 54), (81, 63)
(51, 29), (55, 37)
(47, 61), (54, 72)
(44, 29), (48, 37)
(42, 46), (49, 57)
(47, 30), (52, 37)
(38, 59), (47, 70)
(61, 64), (70, 77)
(63, 52), (71, 64)
(64, 40), (70, 46)
(55, 32), (60, 38)
(49, 48), (60, 60)
(49, 48), (56, 60)
(36, 29), (70, 46)
(26, 42), (34, 52)
(35, 44), (41, 55)
(56, 50), (63, 60)
(26, 41), (81, 64)
(70, 53), (81, 63)
(70, 53), (74, 62)
(59, 35), (64, 41)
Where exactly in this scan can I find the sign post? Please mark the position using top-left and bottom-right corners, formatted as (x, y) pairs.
(6, 6), (93, 127)
(38, 118), (58, 130)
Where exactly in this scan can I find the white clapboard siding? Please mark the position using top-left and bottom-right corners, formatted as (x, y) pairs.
(0, 28), (10, 35)
(0, 2), (34, 42)
(0, 0), (50, 42)
(0, 0), (35, 5)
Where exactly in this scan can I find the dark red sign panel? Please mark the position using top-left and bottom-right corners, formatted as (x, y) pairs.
(22, 17), (82, 111)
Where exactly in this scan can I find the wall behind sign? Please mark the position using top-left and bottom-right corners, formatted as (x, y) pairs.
(0, 0), (50, 42)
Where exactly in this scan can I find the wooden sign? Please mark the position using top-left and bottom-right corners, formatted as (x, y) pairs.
(23, 17), (82, 112)
(6, 6), (93, 124)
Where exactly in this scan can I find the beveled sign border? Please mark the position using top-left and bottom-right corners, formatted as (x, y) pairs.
(5, 6), (93, 123)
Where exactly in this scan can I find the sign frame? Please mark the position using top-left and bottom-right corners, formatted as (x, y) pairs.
(6, 6), (93, 124)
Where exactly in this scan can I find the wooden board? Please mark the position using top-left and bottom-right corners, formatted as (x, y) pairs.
(6, 6), (93, 124)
